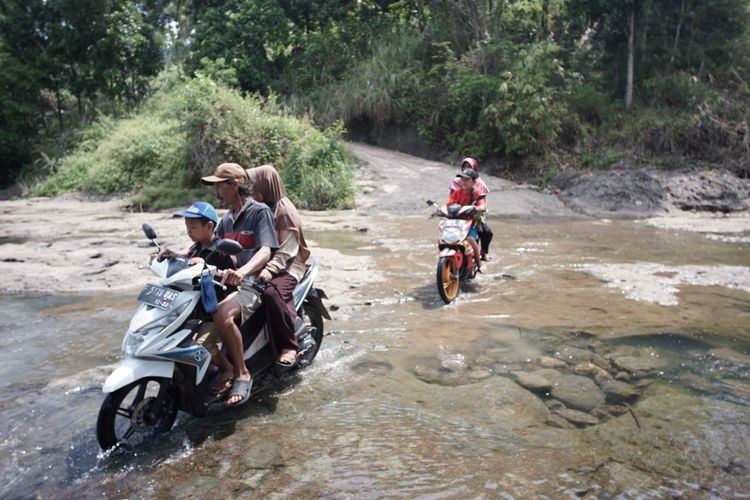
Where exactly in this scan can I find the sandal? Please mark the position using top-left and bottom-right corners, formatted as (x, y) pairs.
(225, 378), (253, 407)
(211, 376), (233, 397)
(277, 349), (296, 366)
(275, 349), (297, 374)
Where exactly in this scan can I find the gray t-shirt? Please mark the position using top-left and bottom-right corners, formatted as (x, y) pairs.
(216, 199), (279, 268)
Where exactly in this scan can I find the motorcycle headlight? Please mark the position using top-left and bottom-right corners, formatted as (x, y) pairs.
(131, 302), (191, 336)
(441, 231), (460, 244)
(123, 332), (145, 355)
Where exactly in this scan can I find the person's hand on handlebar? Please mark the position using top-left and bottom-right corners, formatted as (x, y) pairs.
(149, 248), (177, 263)
(220, 268), (246, 287)
(459, 204), (477, 216)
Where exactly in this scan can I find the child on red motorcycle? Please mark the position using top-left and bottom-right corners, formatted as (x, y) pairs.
(449, 157), (493, 261)
(443, 168), (486, 272)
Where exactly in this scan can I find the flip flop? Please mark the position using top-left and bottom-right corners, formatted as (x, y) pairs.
(225, 378), (253, 407)
(275, 350), (297, 374)
(210, 376), (233, 397)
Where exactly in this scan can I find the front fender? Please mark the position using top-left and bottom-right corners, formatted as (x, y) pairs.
(102, 357), (174, 393)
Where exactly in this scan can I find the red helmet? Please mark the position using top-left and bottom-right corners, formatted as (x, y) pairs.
(460, 157), (479, 172)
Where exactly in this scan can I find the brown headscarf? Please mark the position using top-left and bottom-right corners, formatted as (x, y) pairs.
(247, 164), (310, 264)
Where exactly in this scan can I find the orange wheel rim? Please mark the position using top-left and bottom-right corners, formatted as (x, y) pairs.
(442, 259), (459, 298)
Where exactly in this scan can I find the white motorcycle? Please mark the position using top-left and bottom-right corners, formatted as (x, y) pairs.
(96, 223), (329, 450)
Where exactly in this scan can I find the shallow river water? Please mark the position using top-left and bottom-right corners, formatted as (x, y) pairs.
(2, 212), (749, 498)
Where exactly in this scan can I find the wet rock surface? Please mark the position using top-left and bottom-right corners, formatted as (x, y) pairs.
(557, 168), (750, 217)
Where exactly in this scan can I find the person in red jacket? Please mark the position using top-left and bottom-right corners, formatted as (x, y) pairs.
(449, 157), (493, 261)
(444, 168), (485, 272)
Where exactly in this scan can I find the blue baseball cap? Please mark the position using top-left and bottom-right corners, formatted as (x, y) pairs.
(172, 201), (219, 224)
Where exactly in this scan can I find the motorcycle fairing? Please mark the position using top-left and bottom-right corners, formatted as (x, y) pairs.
(128, 291), (200, 356)
(157, 341), (212, 385)
(437, 219), (471, 245)
(102, 357), (175, 393)
(438, 247), (464, 269)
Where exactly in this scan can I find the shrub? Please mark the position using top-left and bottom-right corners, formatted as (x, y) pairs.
(31, 73), (354, 209)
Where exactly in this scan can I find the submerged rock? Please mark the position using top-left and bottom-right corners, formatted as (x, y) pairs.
(546, 413), (576, 429)
(550, 374), (606, 411)
(708, 347), (750, 366)
(538, 356), (567, 369)
(573, 361), (610, 380)
(554, 408), (599, 427)
(610, 354), (667, 374)
(588, 383), (750, 482)
(599, 379), (640, 401)
(467, 368), (493, 380)
(512, 370), (553, 393)
(591, 404), (629, 420)
(554, 346), (595, 364)
(169, 476), (221, 498)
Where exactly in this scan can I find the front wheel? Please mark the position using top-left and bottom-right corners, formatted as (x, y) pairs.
(437, 256), (460, 304)
(96, 377), (178, 450)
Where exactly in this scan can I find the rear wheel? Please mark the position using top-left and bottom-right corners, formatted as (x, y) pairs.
(300, 303), (324, 361)
(96, 378), (178, 450)
(437, 256), (460, 304)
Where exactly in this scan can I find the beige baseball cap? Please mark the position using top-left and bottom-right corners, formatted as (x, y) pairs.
(201, 163), (248, 184)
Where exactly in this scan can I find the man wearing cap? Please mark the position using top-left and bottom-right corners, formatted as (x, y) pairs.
(201, 162), (279, 407)
(443, 168), (486, 272)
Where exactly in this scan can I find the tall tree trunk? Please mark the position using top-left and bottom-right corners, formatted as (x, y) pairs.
(625, 7), (635, 108)
(55, 89), (64, 133)
(670, 0), (686, 64)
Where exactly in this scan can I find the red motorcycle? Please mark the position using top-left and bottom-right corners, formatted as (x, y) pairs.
(427, 201), (479, 304)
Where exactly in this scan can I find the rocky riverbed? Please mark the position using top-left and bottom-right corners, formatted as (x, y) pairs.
(1, 142), (749, 497)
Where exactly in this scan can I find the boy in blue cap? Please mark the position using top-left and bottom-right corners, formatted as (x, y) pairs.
(159, 201), (237, 396)
(157, 201), (234, 270)
(172, 201), (234, 270)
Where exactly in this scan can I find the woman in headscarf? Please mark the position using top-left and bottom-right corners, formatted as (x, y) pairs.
(247, 164), (311, 368)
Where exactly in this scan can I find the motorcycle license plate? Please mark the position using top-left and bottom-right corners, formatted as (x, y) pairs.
(137, 284), (179, 309)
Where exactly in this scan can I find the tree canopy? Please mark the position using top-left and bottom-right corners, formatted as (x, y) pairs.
(2, 0), (749, 190)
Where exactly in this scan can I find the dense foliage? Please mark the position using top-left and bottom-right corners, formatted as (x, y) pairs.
(2, 0), (749, 198)
(32, 74), (353, 209)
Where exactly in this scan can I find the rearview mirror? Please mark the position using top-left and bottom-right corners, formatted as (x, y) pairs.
(426, 200), (436, 206)
(216, 238), (243, 256)
(142, 223), (157, 240)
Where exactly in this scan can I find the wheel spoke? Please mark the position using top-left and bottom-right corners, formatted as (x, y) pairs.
(123, 426), (135, 440)
(134, 382), (147, 403)
(116, 406), (133, 418)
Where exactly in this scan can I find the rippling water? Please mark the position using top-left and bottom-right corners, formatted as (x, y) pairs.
(1, 214), (749, 497)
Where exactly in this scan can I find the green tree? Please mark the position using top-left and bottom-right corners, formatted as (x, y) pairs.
(189, 0), (292, 92)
